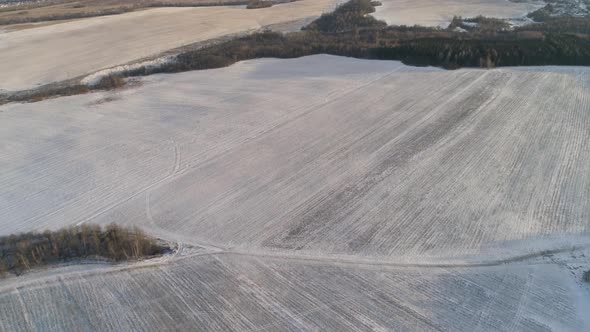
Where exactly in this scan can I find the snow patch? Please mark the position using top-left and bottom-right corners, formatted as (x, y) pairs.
(81, 56), (176, 87)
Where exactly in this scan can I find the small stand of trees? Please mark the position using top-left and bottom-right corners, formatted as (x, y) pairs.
(527, 4), (554, 22)
(246, 0), (274, 9)
(0, 224), (169, 277)
(584, 270), (590, 283)
(303, 0), (386, 33)
(449, 15), (511, 32)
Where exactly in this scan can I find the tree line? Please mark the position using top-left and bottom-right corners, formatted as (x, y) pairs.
(0, 224), (170, 277)
(139, 0), (590, 72)
(2, 0), (589, 104)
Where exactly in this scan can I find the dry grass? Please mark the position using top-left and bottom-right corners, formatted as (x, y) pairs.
(0, 0), (294, 25)
(0, 0), (135, 25)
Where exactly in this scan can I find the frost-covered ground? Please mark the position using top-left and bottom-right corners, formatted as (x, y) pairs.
(1, 55), (590, 330)
(0, 0), (339, 91)
(1, 252), (589, 331)
(2, 55), (589, 261)
(372, 0), (544, 27)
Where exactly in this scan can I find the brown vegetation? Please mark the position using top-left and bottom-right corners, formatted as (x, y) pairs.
(0, 76), (128, 105)
(449, 15), (511, 32)
(0, 224), (170, 277)
(303, 0), (386, 32)
(246, 0), (274, 9)
(0, 0), (293, 25)
(94, 74), (126, 90)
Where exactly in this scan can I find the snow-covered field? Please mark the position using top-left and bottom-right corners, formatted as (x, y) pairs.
(0, 0), (339, 91)
(1, 252), (588, 331)
(372, 0), (544, 27)
(1, 55), (590, 330)
(1, 55), (589, 260)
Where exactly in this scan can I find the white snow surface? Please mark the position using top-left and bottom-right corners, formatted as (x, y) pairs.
(1, 55), (590, 330)
(372, 0), (544, 27)
(1, 252), (589, 331)
(1, 55), (589, 261)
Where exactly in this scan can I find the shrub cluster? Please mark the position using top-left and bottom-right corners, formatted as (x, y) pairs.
(0, 77), (128, 105)
(0, 224), (169, 276)
(527, 4), (554, 22)
(303, 0), (386, 33)
(449, 15), (511, 32)
(246, 0), (274, 9)
(94, 74), (126, 90)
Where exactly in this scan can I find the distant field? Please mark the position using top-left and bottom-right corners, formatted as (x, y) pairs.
(0, 0), (339, 90)
(372, 0), (543, 27)
(1, 55), (588, 261)
(0, 0), (294, 26)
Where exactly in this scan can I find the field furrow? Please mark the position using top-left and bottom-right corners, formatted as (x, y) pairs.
(0, 253), (587, 331)
(1, 56), (589, 263)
